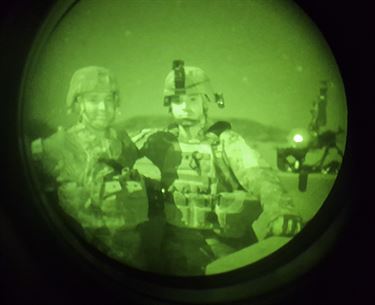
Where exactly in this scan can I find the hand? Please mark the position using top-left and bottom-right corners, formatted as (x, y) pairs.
(267, 214), (304, 237)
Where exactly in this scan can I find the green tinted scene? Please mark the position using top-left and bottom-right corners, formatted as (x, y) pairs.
(21, 0), (347, 276)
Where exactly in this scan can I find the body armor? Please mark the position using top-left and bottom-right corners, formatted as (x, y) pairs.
(160, 129), (259, 238)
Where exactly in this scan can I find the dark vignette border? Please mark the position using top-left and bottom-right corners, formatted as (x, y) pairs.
(1, 0), (367, 304)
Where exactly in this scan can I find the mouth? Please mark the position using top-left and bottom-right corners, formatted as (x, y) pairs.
(176, 117), (199, 124)
(177, 111), (194, 117)
(93, 117), (112, 127)
(95, 114), (111, 120)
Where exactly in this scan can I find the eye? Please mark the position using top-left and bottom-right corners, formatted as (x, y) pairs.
(83, 94), (98, 103)
(171, 96), (183, 104)
(86, 98), (99, 103)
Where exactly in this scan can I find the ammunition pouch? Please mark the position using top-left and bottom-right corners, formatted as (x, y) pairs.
(165, 190), (261, 237)
(58, 170), (148, 231)
(100, 169), (149, 230)
(165, 191), (215, 230)
(58, 182), (105, 229)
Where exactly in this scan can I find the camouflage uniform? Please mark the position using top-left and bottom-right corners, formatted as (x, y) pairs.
(31, 67), (149, 269)
(136, 61), (302, 276)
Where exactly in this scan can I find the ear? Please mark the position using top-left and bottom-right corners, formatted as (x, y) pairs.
(73, 96), (84, 114)
(113, 92), (120, 106)
(203, 95), (209, 111)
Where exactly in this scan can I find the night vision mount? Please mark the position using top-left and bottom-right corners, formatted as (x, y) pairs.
(163, 60), (225, 108)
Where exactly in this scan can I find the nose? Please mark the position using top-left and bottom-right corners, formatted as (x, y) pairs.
(180, 101), (188, 109)
(179, 97), (189, 109)
(97, 100), (107, 110)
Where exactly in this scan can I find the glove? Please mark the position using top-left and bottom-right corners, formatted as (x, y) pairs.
(266, 214), (304, 238)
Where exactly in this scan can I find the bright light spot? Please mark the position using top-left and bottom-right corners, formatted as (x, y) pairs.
(293, 134), (304, 143)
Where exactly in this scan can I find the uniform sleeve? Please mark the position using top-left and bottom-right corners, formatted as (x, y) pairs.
(39, 132), (64, 175)
(30, 131), (66, 189)
(221, 130), (298, 239)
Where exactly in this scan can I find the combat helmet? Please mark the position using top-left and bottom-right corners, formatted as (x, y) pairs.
(66, 66), (119, 113)
(163, 60), (224, 108)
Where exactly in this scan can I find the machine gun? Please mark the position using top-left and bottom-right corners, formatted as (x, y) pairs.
(276, 81), (344, 191)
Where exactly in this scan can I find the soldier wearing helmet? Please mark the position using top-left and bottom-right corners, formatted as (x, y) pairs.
(136, 60), (304, 276)
(31, 66), (149, 269)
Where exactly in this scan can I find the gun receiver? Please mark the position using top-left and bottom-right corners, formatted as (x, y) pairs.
(276, 81), (343, 191)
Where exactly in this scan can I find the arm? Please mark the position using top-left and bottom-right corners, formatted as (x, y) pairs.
(221, 130), (303, 240)
(30, 131), (66, 189)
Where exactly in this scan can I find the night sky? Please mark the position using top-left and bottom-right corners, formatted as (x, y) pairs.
(22, 0), (347, 133)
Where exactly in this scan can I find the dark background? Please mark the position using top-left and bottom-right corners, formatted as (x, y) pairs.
(20, 0), (347, 132)
(1, 0), (370, 304)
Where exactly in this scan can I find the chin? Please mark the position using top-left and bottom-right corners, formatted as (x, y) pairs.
(176, 118), (198, 126)
(91, 121), (110, 130)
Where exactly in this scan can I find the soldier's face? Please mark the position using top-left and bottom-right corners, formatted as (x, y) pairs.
(170, 94), (205, 125)
(78, 91), (116, 130)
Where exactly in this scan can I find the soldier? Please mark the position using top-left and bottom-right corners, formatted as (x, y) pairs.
(31, 66), (149, 269)
(136, 60), (304, 276)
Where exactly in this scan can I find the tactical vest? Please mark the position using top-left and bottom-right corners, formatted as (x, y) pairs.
(161, 128), (259, 238)
(93, 167), (149, 231)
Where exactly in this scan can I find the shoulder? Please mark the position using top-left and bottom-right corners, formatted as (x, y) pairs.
(219, 129), (247, 146)
(219, 129), (264, 168)
(30, 126), (78, 169)
(31, 127), (65, 158)
(206, 121), (232, 137)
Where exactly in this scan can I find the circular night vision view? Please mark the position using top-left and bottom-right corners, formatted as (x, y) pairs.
(20, 0), (347, 277)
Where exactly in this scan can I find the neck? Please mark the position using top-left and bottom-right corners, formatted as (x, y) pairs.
(82, 122), (110, 139)
(178, 118), (206, 142)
